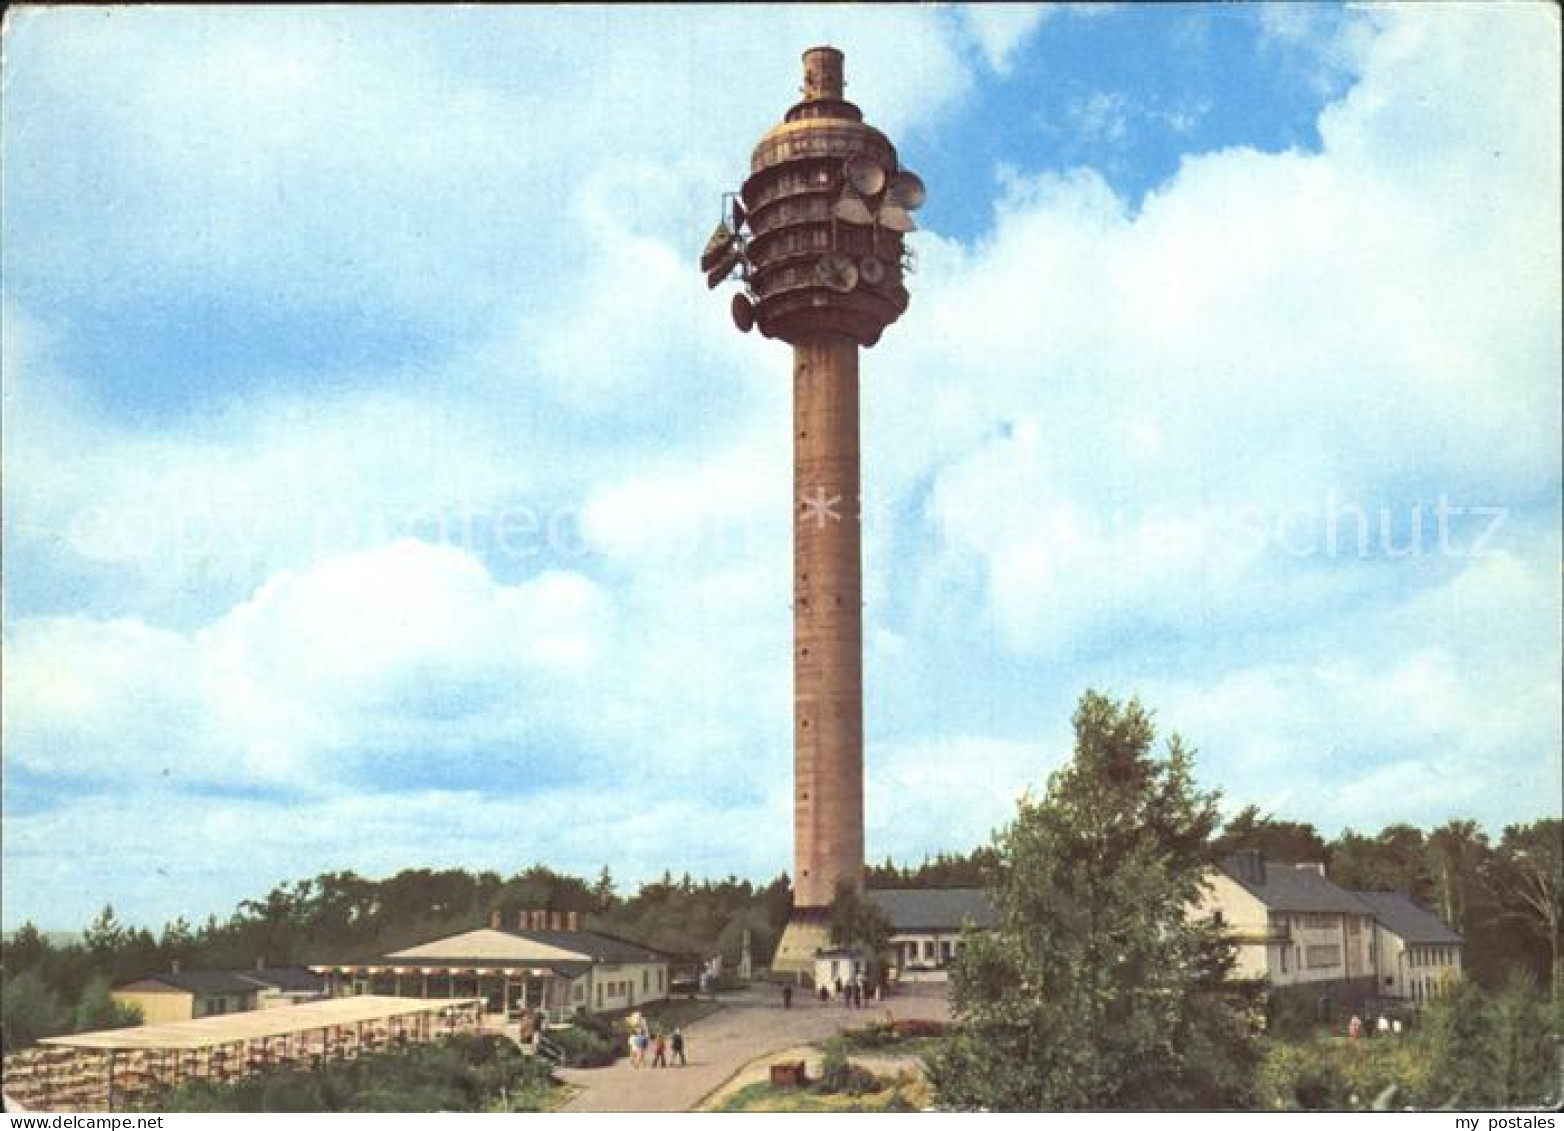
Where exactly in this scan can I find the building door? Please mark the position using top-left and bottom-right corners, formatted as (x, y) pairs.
(1345, 918), (1363, 977)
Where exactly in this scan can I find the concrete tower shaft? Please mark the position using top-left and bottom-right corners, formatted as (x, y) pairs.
(792, 333), (864, 909)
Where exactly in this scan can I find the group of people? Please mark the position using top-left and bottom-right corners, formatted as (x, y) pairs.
(627, 1023), (686, 1068)
(1348, 1013), (1405, 1040)
(826, 972), (872, 1008)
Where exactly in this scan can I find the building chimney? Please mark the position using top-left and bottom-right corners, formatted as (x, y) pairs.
(490, 909), (503, 930)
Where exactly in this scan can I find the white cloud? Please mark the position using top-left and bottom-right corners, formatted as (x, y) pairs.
(869, 3), (1558, 658)
(1147, 546), (1562, 833)
(959, 5), (1052, 75)
(4, 541), (614, 786)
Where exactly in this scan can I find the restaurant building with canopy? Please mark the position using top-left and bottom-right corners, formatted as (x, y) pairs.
(310, 909), (673, 1020)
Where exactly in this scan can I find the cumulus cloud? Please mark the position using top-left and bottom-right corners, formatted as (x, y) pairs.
(5, 541), (614, 787)
(959, 5), (1053, 75)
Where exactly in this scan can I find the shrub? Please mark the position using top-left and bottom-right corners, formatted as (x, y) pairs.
(152, 1035), (554, 1112)
(549, 1024), (617, 1068)
(815, 1046), (882, 1097)
(840, 1020), (898, 1049)
(1255, 1040), (1348, 1111)
(568, 1007), (619, 1045)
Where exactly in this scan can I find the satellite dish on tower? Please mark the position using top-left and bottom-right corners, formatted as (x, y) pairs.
(886, 171), (926, 210)
(705, 246), (744, 288)
(731, 293), (755, 332)
(875, 204), (917, 233)
(833, 186), (874, 226)
(815, 253), (859, 293)
(700, 222), (736, 271)
(858, 255), (886, 286)
(843, 154), (887, 196)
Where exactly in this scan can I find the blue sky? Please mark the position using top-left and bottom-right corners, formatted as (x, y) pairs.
(3, 4), (1559, 930)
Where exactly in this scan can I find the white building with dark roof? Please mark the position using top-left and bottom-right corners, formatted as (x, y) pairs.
(1353, 891), (1463, 1003)
(311, 909), (671, 1019)
(1196, 850), (1378, 991)
(1194, 850), (1463, 1003)
(866, 888), (999, 981)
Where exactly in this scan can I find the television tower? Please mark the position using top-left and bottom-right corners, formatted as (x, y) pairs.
(701, 46), (925, 970)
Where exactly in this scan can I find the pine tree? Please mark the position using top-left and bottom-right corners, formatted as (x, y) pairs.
(929, 691), (1256, 1110)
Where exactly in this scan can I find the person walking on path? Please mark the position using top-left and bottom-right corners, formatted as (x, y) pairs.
(671, 1028), (687, 1067)
(652, 1032), (668, 1068)
(628, 1029), (642, 1068)
(1349, 1015), (1362, 1041)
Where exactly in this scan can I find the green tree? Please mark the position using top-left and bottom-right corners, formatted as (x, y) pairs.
(591, 866), (617, 912)
(71, 974), (142, 1033)
(930, 691), (1255, 1110)
(83, 904), (127, 962)
(1, 969), (68, 1051)
(1424, 979), (1496, 1106)
(1, 921), (51, 975)
(1488, 973), (1560, 1107)
(1328, 825), (1430, 903)
(826, 883), (891, 954)
(1212, 805), (1328, 863)
(1426, 820), (1489, 931)
(1491, 819), (1562, 1000)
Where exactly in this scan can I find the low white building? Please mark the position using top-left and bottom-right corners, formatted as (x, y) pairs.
(866, 888), (998, 982)
(313, 909), (671, 1019)
(1195, 851), (1462, 1004)
(813, 946), (870, 993)
(1353, 891), (1463, 1003)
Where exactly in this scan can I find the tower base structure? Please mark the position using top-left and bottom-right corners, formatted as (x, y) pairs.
(771, 909), (833, 979)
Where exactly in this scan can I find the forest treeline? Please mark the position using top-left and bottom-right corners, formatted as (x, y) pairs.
(2, 814), (1557, 1052)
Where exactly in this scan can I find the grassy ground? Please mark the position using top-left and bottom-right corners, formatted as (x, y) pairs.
(713, 1076), (929, 1113)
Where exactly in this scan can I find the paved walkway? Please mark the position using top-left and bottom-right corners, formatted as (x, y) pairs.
(555, 985), (949, 1113)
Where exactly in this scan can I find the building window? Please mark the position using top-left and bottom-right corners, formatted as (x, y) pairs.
(1305, 945), (1342, 969)
(574, 983), (584, 1003)
(643, 970), (649, 993)
(1279, 946), (1289, 973)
